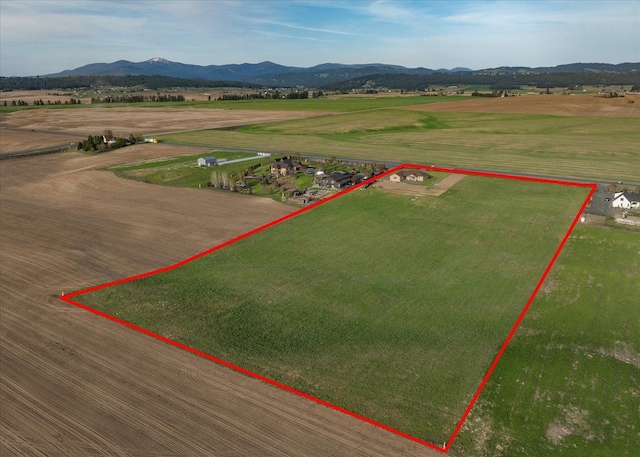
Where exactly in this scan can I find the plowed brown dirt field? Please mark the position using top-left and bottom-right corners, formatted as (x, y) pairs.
(0, 107), (326, 154)
(404, 93), (640, 117)
(0, 146), (439, 456)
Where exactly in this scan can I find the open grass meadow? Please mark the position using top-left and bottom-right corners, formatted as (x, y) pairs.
(454, 225), (640, 457)
(76, 174), (591, 445)
(0, 94), (467, 114)
(157, 108), (640, 183)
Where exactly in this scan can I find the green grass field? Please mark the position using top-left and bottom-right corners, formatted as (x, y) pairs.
(110, 152), (267, 188)
(454, 225), (640, 457)
(76, 174), (590, 445)
(0, 95), (467, 114)
(157, 109), (639, 183)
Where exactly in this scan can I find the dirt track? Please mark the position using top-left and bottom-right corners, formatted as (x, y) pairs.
(0, 146), (439, 456)
(405, 94), (640, 117)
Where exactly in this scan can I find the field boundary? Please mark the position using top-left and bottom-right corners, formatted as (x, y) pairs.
(60, 164), (596, 453)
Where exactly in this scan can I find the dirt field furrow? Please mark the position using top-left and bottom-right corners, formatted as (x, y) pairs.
(0, 108), (328, 155)
(0, 147), (440, 456)
(403, 94), (640, 117)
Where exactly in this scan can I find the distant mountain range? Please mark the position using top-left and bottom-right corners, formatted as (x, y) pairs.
(45, 58), (639, 86)
(45, 58), (473, 86)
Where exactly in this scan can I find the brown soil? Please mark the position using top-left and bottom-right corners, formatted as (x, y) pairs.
(403, 94), (640, 117)
(0, 147), (439, 456)
(0, 107), (326, 154)
(0, 90), (91, 105)
(424, 173), (466, 196)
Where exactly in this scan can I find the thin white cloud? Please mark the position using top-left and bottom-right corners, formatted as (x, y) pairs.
(258, 31), (337, 43)
(1, 0), (638, 76)
(251, 18), (360, 36)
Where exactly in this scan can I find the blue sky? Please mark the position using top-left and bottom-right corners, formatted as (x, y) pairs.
(1, 0), (638, 76)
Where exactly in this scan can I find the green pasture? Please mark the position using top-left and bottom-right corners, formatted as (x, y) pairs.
(462, 85), (492, 92)
(78, 175), (590, 444)
(108, 151), (255, 172)
(114, 155), (266, 188)
(454, 225), (640, 456)
(0, 95), (467, 114)
(157, 109), (640, 183)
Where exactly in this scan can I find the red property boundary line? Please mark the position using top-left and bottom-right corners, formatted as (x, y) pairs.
(60, 164), (596, 453)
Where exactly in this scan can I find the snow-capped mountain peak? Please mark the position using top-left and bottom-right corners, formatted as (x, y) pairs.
(147, 57), (171, 64)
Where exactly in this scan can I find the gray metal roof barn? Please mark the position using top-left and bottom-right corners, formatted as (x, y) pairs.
(197, 156), (217, 167)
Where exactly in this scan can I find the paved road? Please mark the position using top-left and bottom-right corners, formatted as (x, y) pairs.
(584, 183), (620, 217)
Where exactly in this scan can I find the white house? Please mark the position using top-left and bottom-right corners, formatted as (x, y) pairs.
(197, 156), (217, 167)
(612, 190), (640, 209)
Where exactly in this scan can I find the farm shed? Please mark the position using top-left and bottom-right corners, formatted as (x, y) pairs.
(389, 170), (430, 183)
(197, 156), (217, 167)
(612, 190), (640, 209)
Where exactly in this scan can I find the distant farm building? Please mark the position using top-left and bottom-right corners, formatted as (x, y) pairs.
(197, 156), (217, 167)
(612, 190), (640, 209)
(389, 170), (430, 183)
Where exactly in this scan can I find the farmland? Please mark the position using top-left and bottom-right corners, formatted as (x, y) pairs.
(75, 174), (591, 445)
(108, 151), (264, 189)
(456, 225), (640, 456)
(156, 96), (640, 184)
(1, 93), (638, 456)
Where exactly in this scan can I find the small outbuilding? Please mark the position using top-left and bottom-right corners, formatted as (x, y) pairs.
(197, 156), (217, 167)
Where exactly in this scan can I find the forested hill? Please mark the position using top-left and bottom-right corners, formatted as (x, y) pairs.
(319, 71), (640, 91)
(9, 59), (632, 87)
(0, 75), (261, 91)
(477, 62), (640, 74)
(2, 61), (639, 91)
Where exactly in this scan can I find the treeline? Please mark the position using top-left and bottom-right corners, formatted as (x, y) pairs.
(3, 98), (81, 106)
(218, 90), (311, 101)
(319, 72), (640, 91)
(0, 75), (262, 91)
(77, 131), (144, 153)
(472, 90), (512, 97)
(91, 94), (185, 103)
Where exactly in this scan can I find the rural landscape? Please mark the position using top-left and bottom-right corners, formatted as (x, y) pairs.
(1, 1), (639, 455)
(2, 79), (638, 456)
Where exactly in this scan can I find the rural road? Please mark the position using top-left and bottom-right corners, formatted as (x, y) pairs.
(163, 142), (634, 217)
(5, 136), (631, 217)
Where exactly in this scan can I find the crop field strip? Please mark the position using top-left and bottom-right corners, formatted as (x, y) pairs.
(157, 108), (639, 183)
(65, 166), (592, 450)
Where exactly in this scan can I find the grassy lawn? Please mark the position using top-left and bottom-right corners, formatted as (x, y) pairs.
(76, 175), (590, 445)
(454, 225), (640, 456)
(156, 110), (640, 183)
